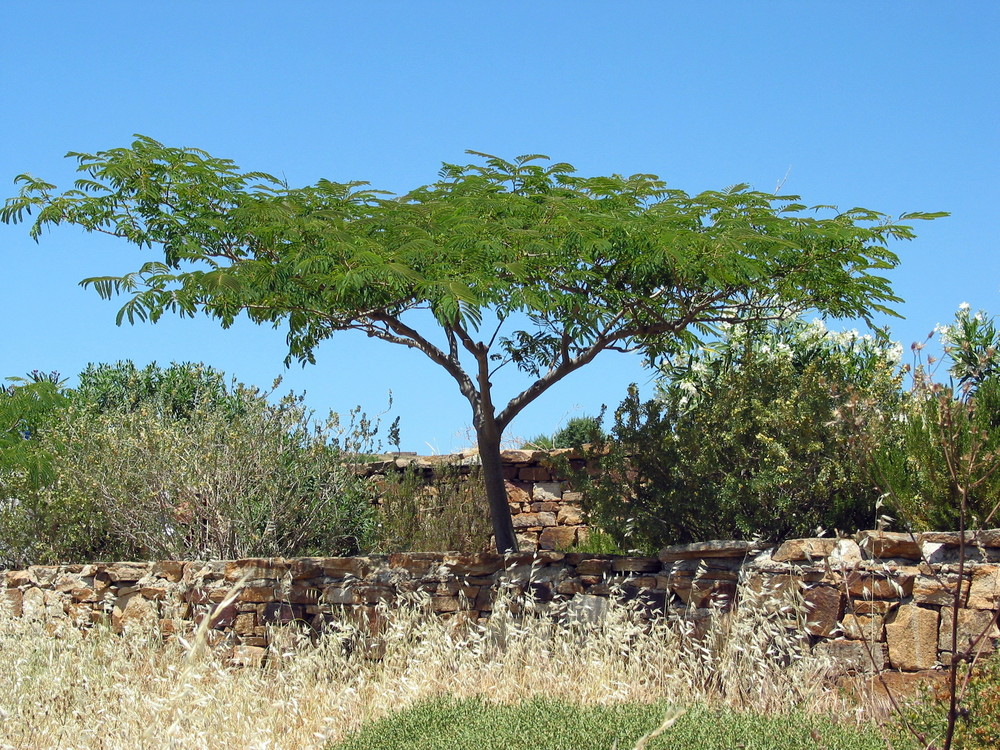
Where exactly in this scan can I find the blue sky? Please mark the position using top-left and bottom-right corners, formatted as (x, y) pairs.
(2, 3), (998, 452)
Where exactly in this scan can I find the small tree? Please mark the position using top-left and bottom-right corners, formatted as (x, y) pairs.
(2, 136), (941, 551)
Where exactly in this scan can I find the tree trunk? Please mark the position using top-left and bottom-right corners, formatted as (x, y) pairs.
(476, 424), (519, 553)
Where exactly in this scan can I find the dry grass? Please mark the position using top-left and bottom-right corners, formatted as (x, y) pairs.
(0, 580), (873, 749)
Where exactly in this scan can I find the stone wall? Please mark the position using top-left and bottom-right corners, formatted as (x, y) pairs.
(5, 529), (999, 680)
(357, 448), (590, 550)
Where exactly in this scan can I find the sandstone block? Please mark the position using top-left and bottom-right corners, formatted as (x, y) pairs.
(515, 533), (539, 551)
(224, 559), (289, 582)
(565, 593), (609, 624)
(530, 501), (558, 512)
(321, 587), (362, 605)
(938, 607), (999, 653)
(321, 557), (373, 579)
(772, 538), (838, 562)
(912, 574), (969, 606)
(1, 588), (23, 617)
(539, 526), (577, 550)
(885, 605), (940, 671)
(846, 571), (913, 599)
(659, 540), (764, 562)
(921, 529), (1000, 547)
(499, 449), (540, 463)
(803, 585), (844, 637)
(814, 639), (885, 673)
(112, 592), (158, 633)
(562, 491), (584, 503)
(857, 530), (922, 560)
(532, 481), (563, 502)
(557, 504), (585, 525)
(829, 539), (864, 568)
(261, 602), (304, 625)
(968, 565), (1000, 610)
(442, 553), (504, 576)
(841, 612), (885, 642)
(151, 561), (185, 582)
(105, 563), (151, 582)
(573, 558), (613, 576)
(611, 558), (660, 573)
(238, 587), (275, 603)
(519, 467), (551, 482)
(504, 480), (531, 504)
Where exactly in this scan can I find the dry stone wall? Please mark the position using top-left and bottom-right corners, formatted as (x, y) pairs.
(358, 448), (591, 550)
(5, 529), (1000, 683)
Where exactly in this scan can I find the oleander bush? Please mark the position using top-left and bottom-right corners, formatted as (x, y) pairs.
(582, 318), (903, 551)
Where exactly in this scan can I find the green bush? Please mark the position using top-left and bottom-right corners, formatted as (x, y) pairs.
(523, 415), (605, 451)
(582, 318), (903, 550)
(374, 465), (493, 553)
(0, 362), (380, 564)
(870, 306), (1000, 531)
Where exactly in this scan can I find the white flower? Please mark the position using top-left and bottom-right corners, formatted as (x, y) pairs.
(959, 302), (971, 311)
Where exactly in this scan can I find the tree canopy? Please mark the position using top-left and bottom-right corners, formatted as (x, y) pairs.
(2, 136), (943, 551)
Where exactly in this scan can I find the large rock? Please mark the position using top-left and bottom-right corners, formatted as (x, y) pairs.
(771, 538), (837, 562)
(659, 540), (764, 562)
(968, 565), (1000, 610)
(912, 573), (969, 606)
(857, 530), (922, 560)
(814, 639), (885, 673)
(885, 605), (940, 671)
(802, 585), (844, 637)
(938, 607), (999, 654)
(539, 526), (577, 551)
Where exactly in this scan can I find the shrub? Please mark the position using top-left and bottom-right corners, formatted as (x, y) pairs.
(583, 318), (903, 550)
(374, 465), (493, 553)
(522, 415), (605, 451)
(0, 362), (381, 564)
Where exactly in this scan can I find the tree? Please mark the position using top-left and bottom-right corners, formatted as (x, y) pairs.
(2, 136), (941, 551)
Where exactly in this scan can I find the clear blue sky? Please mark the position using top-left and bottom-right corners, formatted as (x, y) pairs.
(2, 3), (997, 452)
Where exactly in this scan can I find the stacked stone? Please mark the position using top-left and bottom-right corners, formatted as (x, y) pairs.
(4, 529), (999, 683)
(358, 448), (592, 551)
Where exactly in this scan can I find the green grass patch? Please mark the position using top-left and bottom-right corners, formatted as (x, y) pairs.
(330, 696), (890, 750)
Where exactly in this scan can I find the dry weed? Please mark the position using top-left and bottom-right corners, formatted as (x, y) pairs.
(0, 578), (864, 749)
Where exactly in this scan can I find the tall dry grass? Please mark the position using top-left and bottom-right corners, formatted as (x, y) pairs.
(0, 580), (871, 749)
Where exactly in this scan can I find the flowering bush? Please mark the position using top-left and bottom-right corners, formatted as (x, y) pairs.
(583, 318), (904, 550)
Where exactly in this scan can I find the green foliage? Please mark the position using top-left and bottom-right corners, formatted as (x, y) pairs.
(330, 696), (889, 750)
(3, 137), (937, 551)
(897, 651), (1000, 749)
(523, 415), (605, 451)
(374, 466), (493, 553)
(72, 360), (249, 419)
(0, 371), (68, 487)
(0, 362), (380, 565)
(584, 319), (904, 549)
(869, 306), (1000, 531)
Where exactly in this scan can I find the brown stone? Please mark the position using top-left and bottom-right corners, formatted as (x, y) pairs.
(814, 639), (885, 673)
(844, 668), (947, 702)
(504, 481), (531, 504)
(846, 571), (913, 599)
(321, 586), (362, 605)
(771, 538), (837, 562)
(841, 612), (885, 642)
(539, 526), (577, 550)
(515, 533), (539, 551)
(532, 481), (563, 501)
(611, 558), (660, 573)
(224, 559), (289, 582)
(512, 512), (556, 529)
(938, 607), (999, 654)
(234, 612), (256, 634)
(530, 501), (559, 513)
(321, 557), (373, 579)
(105, 563), (150, 582)
(557, 504), (585, 525)
(912, 573), (969, 606)
(499, 449), (540, 463)
(442, 553), (504, 576)
(387, 552), (442, 577)
(6, 569), (33, 587)
(574, 558), (612, 576)
(968, 565), (1000, 610)
(261, 602), (303, 624)
(659, 540), (764, 562)
(857, 530), (922, 560)
(287, 558), (324, 580)
(518, 467), (551, 482)
(151, 561), (185, 582)
(111, 593), (158, 633)
(885, 605), (940, 671)
(2, 588), (23, 617)
(238, 587), (275, 603)
(803, 585), (844, 637)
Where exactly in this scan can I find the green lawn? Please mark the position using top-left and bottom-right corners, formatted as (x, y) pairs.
(330, 696), (893, 750)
